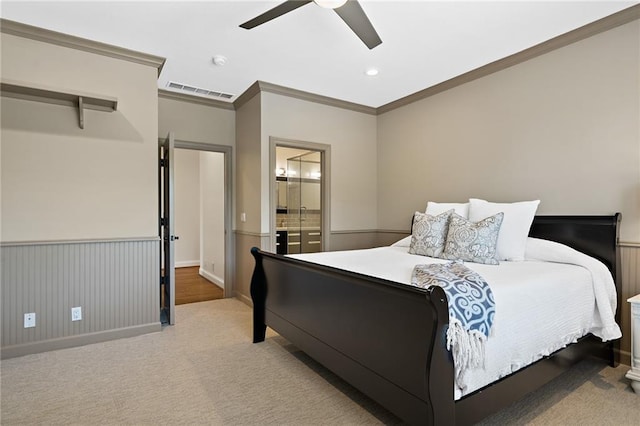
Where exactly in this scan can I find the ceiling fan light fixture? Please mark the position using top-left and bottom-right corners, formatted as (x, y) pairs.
(314, 0), (348, 9)
(365, 68), (379, 76)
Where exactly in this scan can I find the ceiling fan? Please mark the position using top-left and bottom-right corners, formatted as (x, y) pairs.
(240, 0), (382, 50)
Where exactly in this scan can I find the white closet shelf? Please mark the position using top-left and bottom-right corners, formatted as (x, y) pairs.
(0, 79), (118, 129)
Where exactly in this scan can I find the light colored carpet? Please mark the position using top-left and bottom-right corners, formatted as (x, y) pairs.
(1, 298), (637, 425)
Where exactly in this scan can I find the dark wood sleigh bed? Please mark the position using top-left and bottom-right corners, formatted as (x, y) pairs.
(250, 214), (621, 425)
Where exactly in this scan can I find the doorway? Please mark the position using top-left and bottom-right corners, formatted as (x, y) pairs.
(271, 138), (330, 255)
(173, 148), (225, 305)
(159, 134), (233, 325)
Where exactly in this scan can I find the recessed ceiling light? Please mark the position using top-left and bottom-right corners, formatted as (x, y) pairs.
(365, 68), (379, 76)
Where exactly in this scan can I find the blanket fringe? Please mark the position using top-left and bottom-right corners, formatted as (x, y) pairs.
(447, 318), (487, 390)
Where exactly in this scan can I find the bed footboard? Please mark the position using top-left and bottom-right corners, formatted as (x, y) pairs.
(250, 247), (455, 425)
(249, 214), (621, 425)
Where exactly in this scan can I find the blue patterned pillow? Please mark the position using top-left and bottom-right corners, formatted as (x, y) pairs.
(409, 210), (453, 258)
(442, 212), (504, 265)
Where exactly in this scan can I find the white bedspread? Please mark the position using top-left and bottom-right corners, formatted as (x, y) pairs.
(289, 238), (621, 399)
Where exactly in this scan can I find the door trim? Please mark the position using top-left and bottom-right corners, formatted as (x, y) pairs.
(269, 137), (331, 253)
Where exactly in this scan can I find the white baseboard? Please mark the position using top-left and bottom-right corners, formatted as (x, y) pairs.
(199, 268), (224, 289)
(176, 260), (200, 268)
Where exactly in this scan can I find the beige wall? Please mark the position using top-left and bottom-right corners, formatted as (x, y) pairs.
(232, 91), (379, 300)
(376, 19), (640, 363)
(174, 149), (201, 266)
(158, 96), (235, 148)
(200, 151), (225, 286)
(276, 146), (311, 171)
(1, 33), (159, 241)
(377, 21), (640, 243)
(262, 92), (378, 233)
(235, 94), (263, 235)
(234, 93), (263, 300)
(0, 28), (162, 358)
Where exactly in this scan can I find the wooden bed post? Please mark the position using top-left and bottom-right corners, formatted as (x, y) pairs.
(250, 247), (267, 343)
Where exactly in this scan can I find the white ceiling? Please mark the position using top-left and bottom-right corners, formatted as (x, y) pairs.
(1, 1), (637, 107)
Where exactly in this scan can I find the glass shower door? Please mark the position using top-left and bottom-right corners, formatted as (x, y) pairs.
(287, 151), (322, 254)
(286, 156), (302, 254)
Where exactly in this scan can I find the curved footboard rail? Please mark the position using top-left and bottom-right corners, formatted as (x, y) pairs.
(250, 247), (455, 425)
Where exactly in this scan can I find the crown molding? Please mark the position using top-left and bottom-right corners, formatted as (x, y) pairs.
(234, 80), (377, 115)
(377, 4), (640, 114)
(233, 81), (262, 110)
(236, 4), (639, 116)
(0, 18), (166, 77)
(158, 89), (235, 110)
(4, 3), (636, 116)
(258, 81), (377, 115)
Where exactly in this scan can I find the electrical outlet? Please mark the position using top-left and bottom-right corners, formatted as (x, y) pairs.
(71, 306), (82, 321)
(211, 262), (215, 271)
(24, 312), (36, 328)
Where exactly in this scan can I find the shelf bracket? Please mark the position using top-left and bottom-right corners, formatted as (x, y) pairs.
(78, 96), (84, 129)
(0, 79), (118, 130)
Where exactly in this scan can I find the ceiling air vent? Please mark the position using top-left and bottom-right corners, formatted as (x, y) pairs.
(166, 81), (234, 100)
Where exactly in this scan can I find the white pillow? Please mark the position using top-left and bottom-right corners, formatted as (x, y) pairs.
(468, 198), (540, 261)
(425, 201), (469, 218)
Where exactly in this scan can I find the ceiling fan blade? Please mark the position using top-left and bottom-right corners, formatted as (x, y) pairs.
(334, 0), (382, 49)
(240, 0), (313, 29)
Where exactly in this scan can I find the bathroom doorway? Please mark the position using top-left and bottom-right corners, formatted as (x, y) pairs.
(271, 138), (330, 255)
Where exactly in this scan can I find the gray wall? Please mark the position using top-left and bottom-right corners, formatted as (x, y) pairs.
(1, 240), (159, 358)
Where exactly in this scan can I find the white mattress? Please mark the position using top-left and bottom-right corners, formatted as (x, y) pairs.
(290, 242), (618, 399)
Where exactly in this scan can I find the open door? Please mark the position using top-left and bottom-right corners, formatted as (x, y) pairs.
(159, 132), (176, 325)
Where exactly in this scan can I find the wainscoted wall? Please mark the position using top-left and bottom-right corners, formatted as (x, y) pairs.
(329, 231), (379, 252)
(377, 231), (411, 248)
(620, 244), (640, 365)
(1, 239), (160, 359)
(235, 230), (393, 304)
(234, 231), (269, 306)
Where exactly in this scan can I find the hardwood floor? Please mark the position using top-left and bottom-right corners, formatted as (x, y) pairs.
(175, 266), (224, 305)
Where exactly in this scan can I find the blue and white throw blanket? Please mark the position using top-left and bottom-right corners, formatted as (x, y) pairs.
(411, 261), (495, 389)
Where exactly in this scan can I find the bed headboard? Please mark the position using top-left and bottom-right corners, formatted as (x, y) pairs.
(529, 213), (621, 281)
